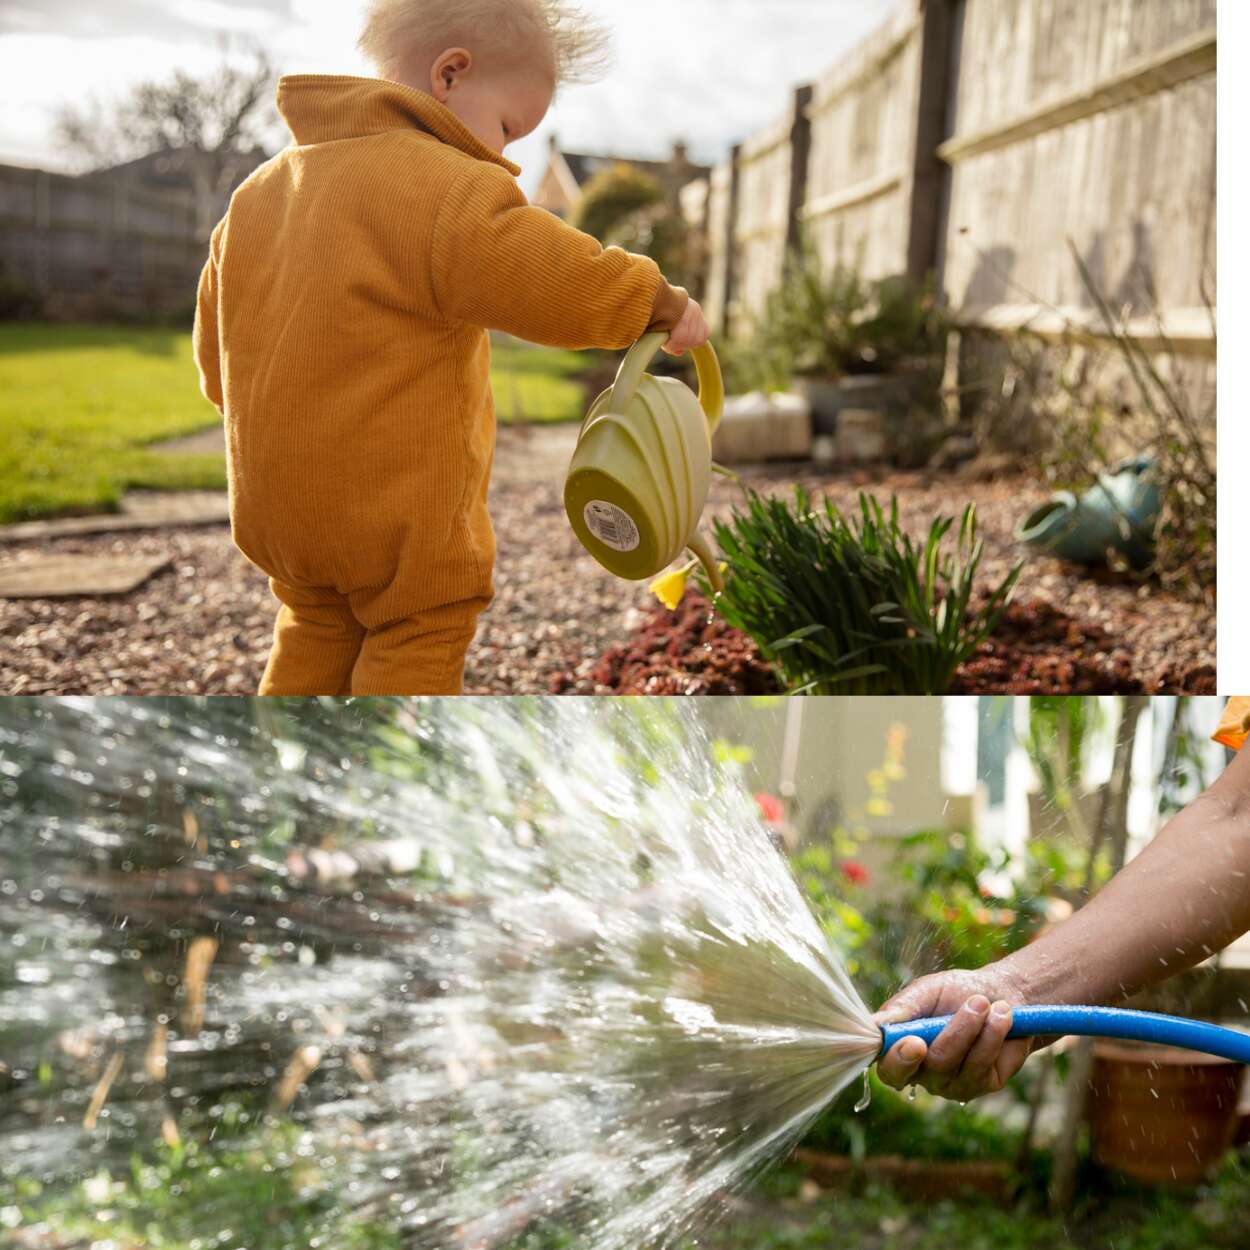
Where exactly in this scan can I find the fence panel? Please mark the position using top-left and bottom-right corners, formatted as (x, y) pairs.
(0, 163), (208, 318)
(699, 161), (735, 334)
(801, 4), (924, 285)
(938, 0), (1216, 347)
(731, 114), (796, 335)
(683, 0), (1215, 360)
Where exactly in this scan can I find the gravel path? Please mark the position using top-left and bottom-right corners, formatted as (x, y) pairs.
(0, 431), (1215, 695)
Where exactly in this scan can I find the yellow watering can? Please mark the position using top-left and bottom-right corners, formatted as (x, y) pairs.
(564, 331), (726, 593)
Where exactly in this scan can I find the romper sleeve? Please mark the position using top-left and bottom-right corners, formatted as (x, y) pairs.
(193, 221), (226, 413)
(429, 163), (685, 350)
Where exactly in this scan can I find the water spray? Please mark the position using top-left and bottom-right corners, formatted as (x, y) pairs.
(3, 697), (1248, 1250)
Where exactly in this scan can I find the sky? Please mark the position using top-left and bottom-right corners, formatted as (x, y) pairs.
(0, 0), (893, 195)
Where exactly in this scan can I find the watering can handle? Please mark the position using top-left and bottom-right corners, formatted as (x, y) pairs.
(609, 331), (725, 437)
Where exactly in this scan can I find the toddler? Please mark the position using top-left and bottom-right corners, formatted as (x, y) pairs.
(193, 0), (710, 695)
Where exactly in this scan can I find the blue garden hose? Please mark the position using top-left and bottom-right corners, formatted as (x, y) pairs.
(880, 1006), (1250, 1065)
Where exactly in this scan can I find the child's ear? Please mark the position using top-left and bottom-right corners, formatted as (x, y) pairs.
(431, 47), (473, 98)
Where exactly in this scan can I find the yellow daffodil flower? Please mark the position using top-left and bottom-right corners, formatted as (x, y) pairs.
(649, 561), (731, 611)
(649, 561), (697, 610)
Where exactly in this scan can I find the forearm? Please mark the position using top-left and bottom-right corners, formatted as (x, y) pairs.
(999, 748), (1250, 1005)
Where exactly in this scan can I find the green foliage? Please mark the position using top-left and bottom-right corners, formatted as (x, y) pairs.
(606, 200), (695, 291)
(716, 334), (794, 395)
(748, 240), (948, 380)
(685, 1154), (1250, 1250)
(803, 1071), (1019, 1163)
(708, 488), (1021, 695)
(570, 163), (665, 243)
(0, 261), (40, 320)
(12, 1126), (400, 1250)
(1023, 697), (1101, 823)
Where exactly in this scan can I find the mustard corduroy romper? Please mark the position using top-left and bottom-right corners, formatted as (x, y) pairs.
(194, 75), (676, 696)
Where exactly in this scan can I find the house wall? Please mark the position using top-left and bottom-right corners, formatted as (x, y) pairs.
(701, 696), (949, 843)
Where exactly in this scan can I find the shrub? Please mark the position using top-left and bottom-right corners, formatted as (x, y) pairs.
(706, 489), (1021, 695)
(570, 163), (665, 243)
(750, 240), (948, 380)
(0, 261), (40, 320)
(606, 199), (695, 293)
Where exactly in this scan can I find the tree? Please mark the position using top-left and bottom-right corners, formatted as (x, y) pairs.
(54, 47), (276, 237)
(571, 163), (697, 292)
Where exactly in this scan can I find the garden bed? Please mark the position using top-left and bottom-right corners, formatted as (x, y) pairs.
(693, 1154), (1250, 1250)
(0, 456), (1216, 696)
(578, 590), (1215, 696)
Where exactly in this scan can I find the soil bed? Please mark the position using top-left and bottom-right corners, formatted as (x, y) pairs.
(581, 591), (1215, 696)
(0, 448), (1215, 695)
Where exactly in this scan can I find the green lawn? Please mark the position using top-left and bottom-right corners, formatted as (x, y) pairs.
(490, 338), (589, 426)
(0, 323), (228, 523)
(0, 325), (590, 524)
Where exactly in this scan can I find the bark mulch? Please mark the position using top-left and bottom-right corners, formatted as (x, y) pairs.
(0, 452), (1216, 696)
(585, 590), (1216, 696)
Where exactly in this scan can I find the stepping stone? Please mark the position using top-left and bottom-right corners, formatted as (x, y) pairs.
(0, 553), (172, 599)
(151, 427), (227, 456)
(0, 492), (230, 542)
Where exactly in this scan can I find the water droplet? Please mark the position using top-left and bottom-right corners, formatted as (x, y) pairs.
(854, 1069), (872, 1112)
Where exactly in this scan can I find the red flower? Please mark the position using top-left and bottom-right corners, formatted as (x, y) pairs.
(754, 792), (786, 826)
(840, 860), (870, 886)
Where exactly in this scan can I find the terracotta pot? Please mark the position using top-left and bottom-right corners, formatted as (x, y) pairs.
(1089, 1041), (1245, 1185)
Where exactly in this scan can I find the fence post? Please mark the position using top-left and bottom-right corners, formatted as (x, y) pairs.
(905, 0), (957, 284)
(720, 142), (743, 339)
(785, 84), (814, 256)
(34, 169), (52, 297)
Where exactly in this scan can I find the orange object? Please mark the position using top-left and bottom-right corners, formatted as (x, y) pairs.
(1213, 697), (1250, 751)
(1089, 1042), (1244, 1185)
(195, 76), (675, 694)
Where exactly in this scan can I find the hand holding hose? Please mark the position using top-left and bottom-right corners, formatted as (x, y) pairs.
(874, 968), (1034, 1101)
(874, 742), (1250, 1103)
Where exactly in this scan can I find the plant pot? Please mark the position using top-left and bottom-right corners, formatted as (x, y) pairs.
(1088, 1041), (1245, 1185)
(793, 373), (911, 436)
(791, 375), (845, 433)
(835, 409), (889, 463)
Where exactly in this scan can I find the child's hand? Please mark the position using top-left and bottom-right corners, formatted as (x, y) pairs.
(662, 298), (710, 356)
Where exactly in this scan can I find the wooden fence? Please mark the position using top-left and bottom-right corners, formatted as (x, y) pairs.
(693, 0), (1217, 357)
(0, 163), (208, 319)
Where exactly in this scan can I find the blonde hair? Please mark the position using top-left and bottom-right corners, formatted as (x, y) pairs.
(359, 0), (612, 87)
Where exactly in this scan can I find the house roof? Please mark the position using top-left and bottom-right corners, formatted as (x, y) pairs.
(560, 149), (712, 189)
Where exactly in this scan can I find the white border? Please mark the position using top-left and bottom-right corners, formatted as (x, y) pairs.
(1219, 6), (1245, 692)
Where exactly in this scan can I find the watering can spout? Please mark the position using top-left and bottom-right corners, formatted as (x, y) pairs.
(687, 532), (724, 595)
(564, 333), (727, 594)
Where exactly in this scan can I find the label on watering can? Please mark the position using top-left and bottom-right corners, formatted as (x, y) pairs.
(584, 501), (640, 553)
